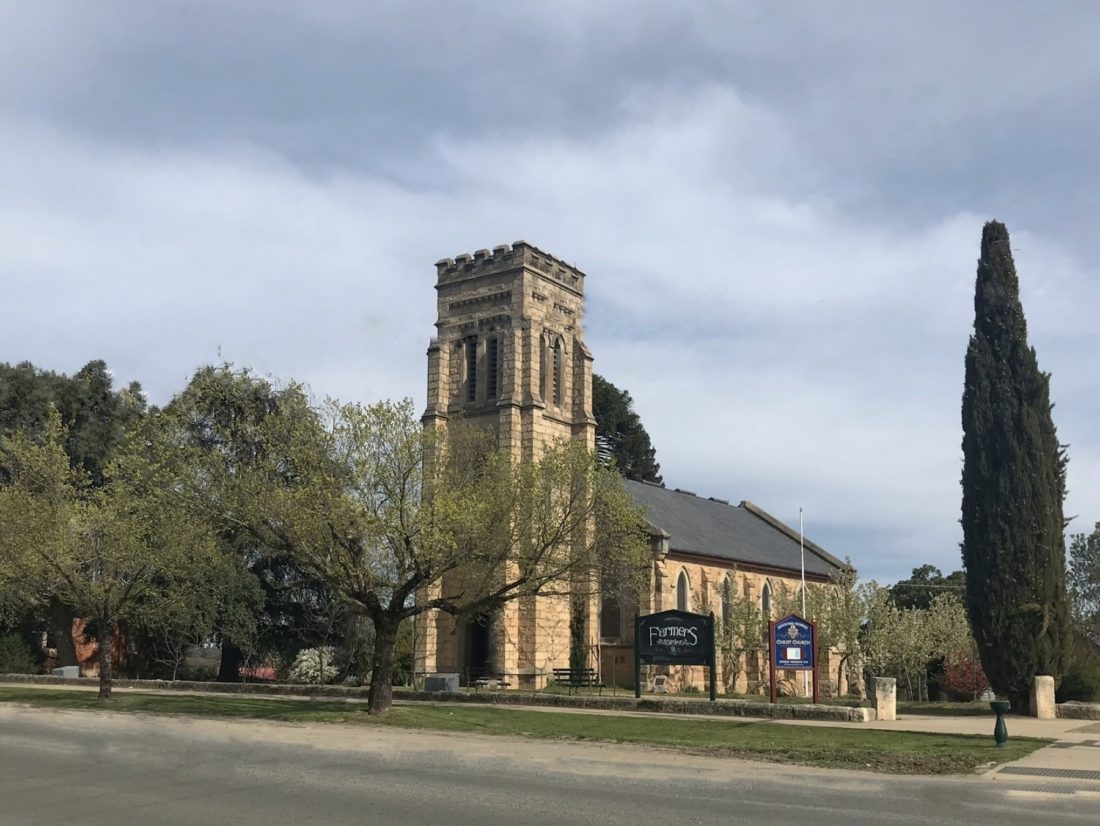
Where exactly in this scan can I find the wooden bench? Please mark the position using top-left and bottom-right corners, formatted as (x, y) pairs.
(551, 667), (604, 695)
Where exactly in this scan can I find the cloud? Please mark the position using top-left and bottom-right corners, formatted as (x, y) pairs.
(3, 3), (1100, 584)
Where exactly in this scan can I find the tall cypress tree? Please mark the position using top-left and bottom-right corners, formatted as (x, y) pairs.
(961, 221), (1070, 710)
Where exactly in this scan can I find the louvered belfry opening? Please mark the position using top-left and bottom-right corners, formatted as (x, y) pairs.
(487, 336), (499, 400)
(465, 337), (478, 402)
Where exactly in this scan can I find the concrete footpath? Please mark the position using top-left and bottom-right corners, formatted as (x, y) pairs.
(4, 679), (1099, 785)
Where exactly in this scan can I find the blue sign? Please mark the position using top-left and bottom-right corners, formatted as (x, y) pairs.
(772, 614), (815, 669)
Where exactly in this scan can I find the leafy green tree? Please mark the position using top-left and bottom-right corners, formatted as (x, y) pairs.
(1068, 524), (1100, 637)
(592, 374), (662, 483)
(863, 580), (981, 702)
(0, 360), (146, 664)
(164, 365), (333, 682)
(807, 563), (863, 696)
(197, 395), (649, 714)
(710, 577), (766, 693)
(0, 409), (218, 698)
(961, 220), (1071, 710)
(0, 360), (145, 486)
(132, 552), (262, 681)
(891, 565), (966, 611)
(0, 634), (39, 674)
(1062, 525), (1100, 702)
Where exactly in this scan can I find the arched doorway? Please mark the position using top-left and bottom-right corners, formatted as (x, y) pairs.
(463, 613), (493, 684)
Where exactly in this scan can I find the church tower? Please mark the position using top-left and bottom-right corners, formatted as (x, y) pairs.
(417, 241), (597, 687)
(422, 241), (595, 456)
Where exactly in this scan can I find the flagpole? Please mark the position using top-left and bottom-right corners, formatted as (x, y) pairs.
(801, 507), (809, 700)
(800, 507), (806, 615)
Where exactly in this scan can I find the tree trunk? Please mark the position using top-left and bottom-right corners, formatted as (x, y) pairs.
(217, 643), (242, 683)
(1007, 688), (1027, 714)
(97, 621), (113, 701)
(48, 600), (79, 668)
(569, 594), (588, 673)
(367, 616), (399, 715)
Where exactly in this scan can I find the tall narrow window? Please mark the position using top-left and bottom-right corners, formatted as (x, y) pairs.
(676, 570), (690, 612)
(465, 337), (478, 403)
(721, 575), (733, 624)
(540, 333), (548, 402)
(600, 592), (621, 639)
(760, 581), (772, 643)
(487, 337), (499, 400)
(554, 338), (563, 406)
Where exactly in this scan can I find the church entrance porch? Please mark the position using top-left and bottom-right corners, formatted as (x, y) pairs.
(462, 612), (495, 685)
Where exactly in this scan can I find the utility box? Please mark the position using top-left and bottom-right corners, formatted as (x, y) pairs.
(424, 673), (460, 693)
(51, 666), (80, 679)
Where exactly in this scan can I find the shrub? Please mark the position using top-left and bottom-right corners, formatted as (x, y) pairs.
(1057, 643), (1100, 703)
(942, 654), (991, 701)
(0, 634), (40, 674)
(287, 647), (338, 685)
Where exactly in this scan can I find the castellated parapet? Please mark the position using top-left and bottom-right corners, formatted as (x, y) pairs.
(435, 241), (585, 296)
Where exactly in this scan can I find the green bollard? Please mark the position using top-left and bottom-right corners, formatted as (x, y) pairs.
(990, 699), (1011, 747)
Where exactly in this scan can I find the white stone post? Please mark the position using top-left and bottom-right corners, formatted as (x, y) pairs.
(874, 677), (897, 721)
(1030, 675), (1056, 719)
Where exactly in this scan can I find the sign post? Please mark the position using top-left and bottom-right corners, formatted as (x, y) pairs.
(769, 613), (818, 705)
(708, 611), (716, 703)
(634, 613), (642, 698)
(634, 609), (717, 701)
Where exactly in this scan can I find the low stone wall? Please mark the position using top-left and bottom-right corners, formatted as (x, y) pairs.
(391, 688), (874, 722)
(0, 673), (873, 722)
(1056, 701), (1100, 720)
(0, 673), (375, 699)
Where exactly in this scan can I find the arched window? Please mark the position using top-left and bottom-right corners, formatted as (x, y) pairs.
(540, 332), (549, 401)
(551, 337), (563, 407)
(676, 570), (690, 612)
(600, 590), (621, 639)
(541, 331), (564, 407)
(760, 581), (772, 619)
(720, 575), (734, 623)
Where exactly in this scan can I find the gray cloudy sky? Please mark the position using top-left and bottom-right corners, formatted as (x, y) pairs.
(4, 1), (1099, 583)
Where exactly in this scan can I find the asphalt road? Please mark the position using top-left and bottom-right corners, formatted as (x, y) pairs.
(2, 706), (1099, 826)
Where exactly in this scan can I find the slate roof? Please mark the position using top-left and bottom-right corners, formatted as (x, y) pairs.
(623, 479), (845, 578)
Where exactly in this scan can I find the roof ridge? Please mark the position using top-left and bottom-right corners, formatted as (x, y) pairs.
(631, 477), (735, 504)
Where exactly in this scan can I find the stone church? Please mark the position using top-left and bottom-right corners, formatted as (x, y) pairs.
(413, 242), (850, 694)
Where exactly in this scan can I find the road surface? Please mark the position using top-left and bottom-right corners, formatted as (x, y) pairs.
(2, 705), (1098, 825)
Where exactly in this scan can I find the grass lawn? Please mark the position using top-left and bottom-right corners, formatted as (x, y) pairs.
(0, 686), (1046, 775)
